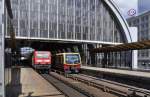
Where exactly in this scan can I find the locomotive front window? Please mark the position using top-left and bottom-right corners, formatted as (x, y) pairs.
(36, 53), (49, 58)
(66, 54), (80, 64)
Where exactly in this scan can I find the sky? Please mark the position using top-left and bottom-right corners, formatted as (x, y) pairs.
(114, 0), (138, 18)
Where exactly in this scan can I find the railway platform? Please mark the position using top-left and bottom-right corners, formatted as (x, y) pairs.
(81, 66), (150, 78)
(81, 66), (150, 89)
(6, 67), (65, 97)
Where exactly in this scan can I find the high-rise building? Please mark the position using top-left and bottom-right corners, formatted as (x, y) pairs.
(127, 11), (150, 69)
(138, 0), (150, 13)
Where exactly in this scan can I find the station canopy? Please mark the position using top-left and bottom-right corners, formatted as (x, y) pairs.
(92, 40), (150, 53)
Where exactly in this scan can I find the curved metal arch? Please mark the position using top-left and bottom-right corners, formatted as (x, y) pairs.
(103, 0), (132, 43)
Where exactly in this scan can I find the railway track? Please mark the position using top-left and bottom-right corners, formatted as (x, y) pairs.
(40, 69), (150, 97)
(41, 74), (88, 97)
(41, 71), (118, 97)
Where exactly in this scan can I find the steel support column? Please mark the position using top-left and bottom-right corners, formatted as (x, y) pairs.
(0, 0), (5, 96)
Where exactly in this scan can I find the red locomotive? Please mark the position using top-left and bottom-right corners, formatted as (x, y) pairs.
(32, 51), (51, 71)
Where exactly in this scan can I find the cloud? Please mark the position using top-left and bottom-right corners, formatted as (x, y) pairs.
(114, 0), (138, 18)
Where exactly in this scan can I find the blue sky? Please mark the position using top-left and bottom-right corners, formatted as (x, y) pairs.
(114, 0), (138, 18)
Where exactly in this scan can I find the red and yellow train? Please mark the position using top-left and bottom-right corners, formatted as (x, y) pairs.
(53, 53), (81, 73)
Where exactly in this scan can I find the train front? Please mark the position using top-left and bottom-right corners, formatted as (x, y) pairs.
(32, 51), (51, 70)
(64, 53), (81, 73)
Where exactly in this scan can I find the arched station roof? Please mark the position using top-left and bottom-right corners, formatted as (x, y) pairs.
(104, 0), (132, 43)
(8, 0), (133, 44)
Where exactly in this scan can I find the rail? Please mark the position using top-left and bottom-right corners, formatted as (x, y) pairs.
(50, 69), (118, 97)
(41, 74), (90, 97)
(68, 74), (150, 97)
(51, 69), (150, 97)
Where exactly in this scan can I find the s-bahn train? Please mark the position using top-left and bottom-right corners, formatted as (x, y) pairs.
(53, 53), (81, 73)
(32, 51), (51, 71)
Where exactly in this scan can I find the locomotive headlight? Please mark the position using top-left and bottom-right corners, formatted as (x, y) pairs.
(36, 60), (43, 62)
(44, 60), (50, 62)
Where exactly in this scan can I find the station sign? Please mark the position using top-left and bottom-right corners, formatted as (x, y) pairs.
(127, 9), (136, 16)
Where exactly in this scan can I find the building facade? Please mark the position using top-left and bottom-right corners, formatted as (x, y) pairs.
(138, 0), (150, 13)
(127, 11), (150, 69)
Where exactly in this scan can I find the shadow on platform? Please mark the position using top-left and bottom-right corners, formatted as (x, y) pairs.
(6, 67), (22, 97)
(25, 92), (63, 97)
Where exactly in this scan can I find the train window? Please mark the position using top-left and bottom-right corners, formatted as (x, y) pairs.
(65, 54), (80, 64)
(36, 53), (49, 58)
